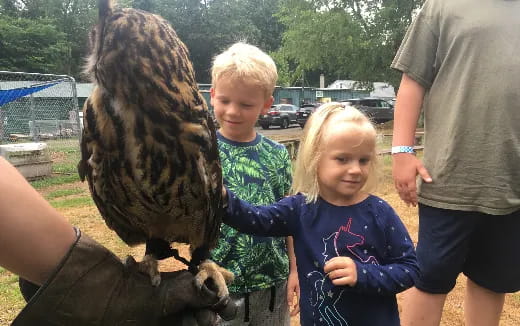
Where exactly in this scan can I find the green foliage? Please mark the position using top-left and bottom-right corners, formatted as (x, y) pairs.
(155, 0), (285, 83)
(0, 0), (97, 77)
(0, 0), (423, 89)
(269, 50), (293, 86)
(276, 0), (424, 89)
(0, 16), (69, 73)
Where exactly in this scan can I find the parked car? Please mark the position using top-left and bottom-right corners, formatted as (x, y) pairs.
(341, 98), (394, 123)
(296, 103), (321, 128)
(258, 104), (299, 129)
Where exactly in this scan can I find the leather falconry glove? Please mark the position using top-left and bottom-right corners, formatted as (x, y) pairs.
(13, 228), (236, 326)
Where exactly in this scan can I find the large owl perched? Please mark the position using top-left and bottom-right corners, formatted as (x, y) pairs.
(78, 0), (231, 298)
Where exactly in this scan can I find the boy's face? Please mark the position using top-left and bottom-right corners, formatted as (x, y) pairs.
(210, 77), (273, 142)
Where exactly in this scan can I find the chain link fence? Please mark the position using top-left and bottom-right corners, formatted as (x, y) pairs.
(0, 71), (82, 178)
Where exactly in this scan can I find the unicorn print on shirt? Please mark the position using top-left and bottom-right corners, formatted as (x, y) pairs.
(307, 217), (381, 325)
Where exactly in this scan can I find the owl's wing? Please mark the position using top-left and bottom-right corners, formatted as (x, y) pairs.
(78, 94), (147, 246)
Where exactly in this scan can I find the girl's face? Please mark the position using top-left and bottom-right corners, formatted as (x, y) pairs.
(317, 122), (375, 206)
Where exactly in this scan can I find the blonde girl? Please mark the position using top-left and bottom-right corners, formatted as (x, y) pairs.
(223, 102), (418, 326)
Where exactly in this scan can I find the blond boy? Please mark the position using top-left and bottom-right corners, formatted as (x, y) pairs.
(209, 43), (298, 325)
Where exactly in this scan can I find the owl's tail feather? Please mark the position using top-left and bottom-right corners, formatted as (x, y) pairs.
(84, 0), (115, 80)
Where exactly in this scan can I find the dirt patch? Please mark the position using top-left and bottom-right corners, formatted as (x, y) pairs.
(50, 151), (67, 163)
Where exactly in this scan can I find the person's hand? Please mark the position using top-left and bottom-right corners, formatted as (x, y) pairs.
(286, 270), (300, 316)
(392, 153), (432, 206)
(13, 230), (237, 326)
(157, 269), (237, 325)
(324, 256), (357, 287)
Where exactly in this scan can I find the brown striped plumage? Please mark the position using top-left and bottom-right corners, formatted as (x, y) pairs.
(78, 0), (226, 286)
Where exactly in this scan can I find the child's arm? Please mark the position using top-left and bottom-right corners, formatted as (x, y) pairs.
(223, 187), (297, 237)
(286, 236), (300, 316)
(355, 211), (418, 295)
(392, 73), (432, 206)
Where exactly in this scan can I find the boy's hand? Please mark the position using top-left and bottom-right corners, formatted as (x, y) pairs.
(221, 186), (228, 209)
(287, 270), (300, 316)
(392, 153), (432, 206)
(324, 257), (357, 287)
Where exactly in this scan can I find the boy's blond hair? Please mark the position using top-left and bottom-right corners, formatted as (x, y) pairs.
(291, 102), (379, 203)
(211, 42), (277, 98)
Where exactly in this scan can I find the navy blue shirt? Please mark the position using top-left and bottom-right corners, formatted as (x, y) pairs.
(225, 192), (419, 326)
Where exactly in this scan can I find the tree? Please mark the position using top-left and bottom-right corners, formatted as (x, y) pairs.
(276, 0), (424, 89)
(0, 0), (98, 78)
(54, 0), (98, 78)
(0, 15), (68, 73)
(153, 0), (285, 83)
(0, 0), (287, 82)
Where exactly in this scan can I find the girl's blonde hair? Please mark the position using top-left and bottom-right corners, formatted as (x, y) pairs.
(291, 102), (379, 203)
(211, 42), (277, 99)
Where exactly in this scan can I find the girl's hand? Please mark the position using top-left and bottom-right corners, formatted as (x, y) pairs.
(324, 256), (357, 286)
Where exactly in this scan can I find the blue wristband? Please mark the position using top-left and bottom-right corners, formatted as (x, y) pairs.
(391, 146), (415, 154)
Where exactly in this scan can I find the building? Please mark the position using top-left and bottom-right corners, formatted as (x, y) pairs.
(327, 80), (395, 100)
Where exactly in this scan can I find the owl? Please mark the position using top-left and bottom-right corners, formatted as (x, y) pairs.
(78, 0), (232, 299)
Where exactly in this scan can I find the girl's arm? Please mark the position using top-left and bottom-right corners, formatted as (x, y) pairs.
(350, 209), (419, 295)
(223, 188), (297, 237)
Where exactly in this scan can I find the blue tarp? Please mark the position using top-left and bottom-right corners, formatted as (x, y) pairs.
(0, 82), (59, 107)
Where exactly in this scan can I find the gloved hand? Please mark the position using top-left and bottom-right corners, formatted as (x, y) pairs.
(13, 229), (236, 326)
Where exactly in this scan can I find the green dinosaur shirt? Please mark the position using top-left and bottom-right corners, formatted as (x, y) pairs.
(210, 131), (292, 293)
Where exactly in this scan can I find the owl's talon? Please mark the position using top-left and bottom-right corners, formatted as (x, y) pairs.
(136, 254), (161, 286)
(195, 260), (234, 299)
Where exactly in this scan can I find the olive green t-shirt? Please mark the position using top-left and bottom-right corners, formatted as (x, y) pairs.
(392, 0), (520, 215)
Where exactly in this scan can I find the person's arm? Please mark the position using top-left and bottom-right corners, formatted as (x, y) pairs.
(325, 206), (419, 295)
(342, 210), (419, 295)
(392, 73), (432, 206)
(223, 188), (294, 237)
(2, 157), (237, 325)
(0, 157), (76, 285)
(286, 236), (300, 316)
